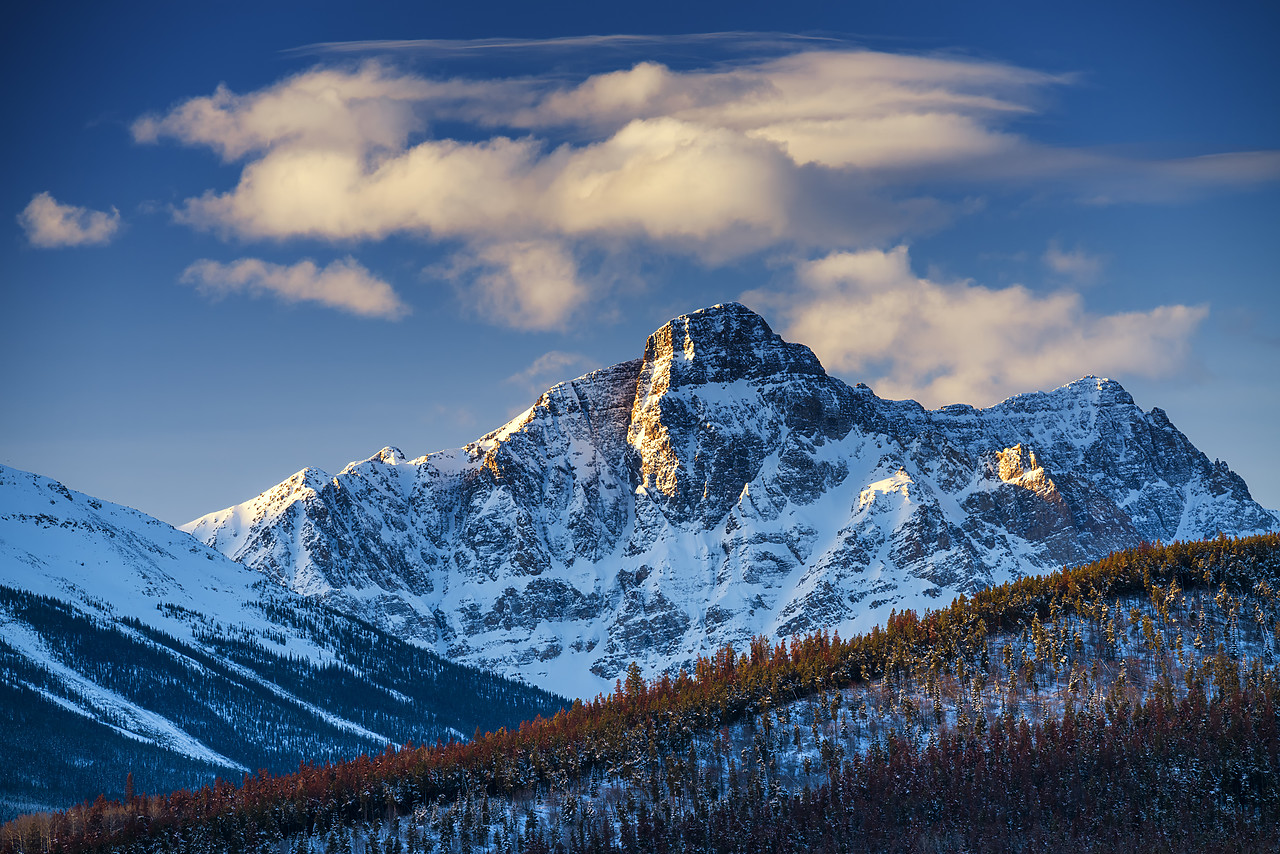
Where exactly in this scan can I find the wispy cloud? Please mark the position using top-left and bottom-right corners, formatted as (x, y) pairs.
(18, 192), (121, 248)
(441, 240), (588, 331)
(1072, 151), (1280, 205)
(132, 39), (1278, 330)
(284, 32), (844, 59)
(506, 350), (600, 398)
(137, 55), (1004, 246)
(180, 257), (409, 319)
(745, 246), (1207, 408)
(428, 402), (478, 431)
(1043, 240), (1104, 284)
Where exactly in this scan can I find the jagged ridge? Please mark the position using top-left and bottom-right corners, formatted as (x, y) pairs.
(184, 303), (1280, 698)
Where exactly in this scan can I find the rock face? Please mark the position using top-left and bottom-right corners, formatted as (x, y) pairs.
(184, 303), (1280, 698)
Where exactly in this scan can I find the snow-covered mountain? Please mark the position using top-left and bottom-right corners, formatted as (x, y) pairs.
(185, 303), (1280, 699)
(0, 464), (562, 819)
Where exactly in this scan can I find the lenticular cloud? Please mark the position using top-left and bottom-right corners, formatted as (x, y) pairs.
(135, 52), (1055, 251)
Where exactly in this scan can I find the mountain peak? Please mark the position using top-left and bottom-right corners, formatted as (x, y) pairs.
(181, 304), (1279, 699)
(1060, 375), (1135, 406)
(992, 375), (1136, 414)
(637, 303), (826, 394)
(375, 446), (406, 465)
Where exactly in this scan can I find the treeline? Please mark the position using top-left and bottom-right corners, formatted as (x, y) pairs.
(0, 677), (226, 826)
(512, 664), (1280, 853)
(3, 533), (1278, 853)
(242, 589), (566, 726)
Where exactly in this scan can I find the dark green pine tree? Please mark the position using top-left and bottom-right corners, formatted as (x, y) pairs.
(625, 661), (645, 698)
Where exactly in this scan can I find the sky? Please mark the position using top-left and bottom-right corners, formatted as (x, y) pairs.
(3, 1), (1278, 525)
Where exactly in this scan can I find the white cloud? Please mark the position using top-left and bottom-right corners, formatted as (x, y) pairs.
(143, 54), (1053, 249)
(180, 257), (409, 319)
(131, 52), (1062, 331)
(18, 192), (121, 248)
(1043, 240), (1103, 284)
(131, 65), (440, 161)
(440, 240), (588, 331)
(506, 350), (600, 397)
(745, 246), (1207, 408)
(133, 44), (1278, 329)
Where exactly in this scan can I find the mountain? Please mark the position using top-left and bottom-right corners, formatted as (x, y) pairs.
(184, 303), (1280, 699)
(11, 536), (1279, 854)
(0, 464), (564, 821)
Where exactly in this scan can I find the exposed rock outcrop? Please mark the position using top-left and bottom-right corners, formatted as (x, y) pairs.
(185, 304), (1280, 698)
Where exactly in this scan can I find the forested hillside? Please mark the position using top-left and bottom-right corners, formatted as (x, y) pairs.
(4, 534), (1278, 852)
(0, 465), (566, 822)
(0, 586), (566, 824)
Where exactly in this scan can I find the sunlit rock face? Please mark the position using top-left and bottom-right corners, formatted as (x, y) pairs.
(185, 303), (1280, 699)
(627, 303), (856, 528)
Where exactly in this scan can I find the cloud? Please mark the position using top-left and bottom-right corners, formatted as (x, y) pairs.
(132, 53), (1060, 280)
(428, 401), (478, 431)
(180, 257), (409, 319)
(1160, 151), (1280, 185)
(441, 240), (588, 331)
(131, 65), (441, 161)
(134, 42), (1278, 329)
(1043, 240), (1103, 284)
(285, 32), (843, 60)
(18, 192), (121, 248)
(506, 350), (600, 397)
(745, 246), (1207, 408)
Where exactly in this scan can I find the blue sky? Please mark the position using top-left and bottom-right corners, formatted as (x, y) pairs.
(3, 1), (1278, 524)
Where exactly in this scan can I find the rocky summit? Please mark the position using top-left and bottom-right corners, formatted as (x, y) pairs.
(185, 303), (1280, 698)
